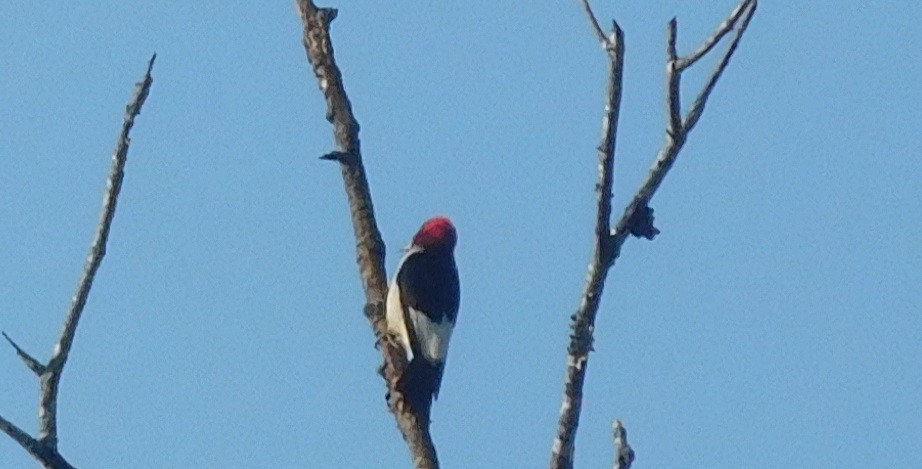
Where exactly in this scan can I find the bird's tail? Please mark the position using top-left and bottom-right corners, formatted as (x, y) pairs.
(398, 358), (440, 422)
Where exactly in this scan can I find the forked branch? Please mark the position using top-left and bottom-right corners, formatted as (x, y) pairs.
(293, 1), (439, 468)
(551, 1), (757, 468)
(1, 54), (155, 469)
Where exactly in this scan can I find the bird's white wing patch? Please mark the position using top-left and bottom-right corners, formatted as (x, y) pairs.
(386, 277), (413, 360)
(408, 307), (453, 363)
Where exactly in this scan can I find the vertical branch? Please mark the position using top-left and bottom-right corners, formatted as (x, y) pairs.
(293, 2), (439, 468)
(666, 19), (682, 141)
(550, 5), (624, 468)
(551, 1), (757, 468)
(39, 54), (155, 447)
(611, 420), (634, 469)
(1, 54), (155, 469)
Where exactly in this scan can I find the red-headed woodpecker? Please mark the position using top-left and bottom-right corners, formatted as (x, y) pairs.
(386, 216), (460, 416)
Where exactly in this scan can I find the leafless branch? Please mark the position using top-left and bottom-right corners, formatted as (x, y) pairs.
(551, 1), (757, 468)
(666, 19), (683, 140)
(676, 0), (755, 72)
(293, 2), (438, 468)
(2, 331), (46, 375)
(0, 415), (40, 460)
(612, 420), (634, 469)
(0, 413), (75, 469)
(577, 0), (608, 46)
(683, 0), (757, 132)
(1, 54), (154, 469)
(611, 1), (757, 237)
(550, 3), (624, 468)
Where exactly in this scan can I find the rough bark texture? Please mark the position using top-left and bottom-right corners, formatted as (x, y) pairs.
(1, 54), (155, 469)
(550, 10), (625, 468)
(550, 2), (758, 468)
(294, 2), (439, 468)
(612, 420), (634, 469)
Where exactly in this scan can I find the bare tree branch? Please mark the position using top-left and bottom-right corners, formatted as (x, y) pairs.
(577, 0), (608, 47)
(0, 415), (42, 460)
(550, 4), (624, 467)
(683, 0), (758, 132)
(612, 1), (757, 242)
(293, 2), (439, 468)
(666, 19), (682, 140)
(612, 420), (634, 469)
(0, 413), (75, 469)
(1, 54), (155, 469)
(2, 331), (46, 375)
(551, 1), (757, 468)
(38, 52), (155, 448)
(676, 0), (755, 72)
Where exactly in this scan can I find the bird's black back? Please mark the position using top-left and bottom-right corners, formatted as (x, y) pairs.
(396, 250), (460, 324)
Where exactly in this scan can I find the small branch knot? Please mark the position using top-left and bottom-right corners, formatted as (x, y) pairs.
(319, 7), (338, 24)
(320, 150), (358, 164)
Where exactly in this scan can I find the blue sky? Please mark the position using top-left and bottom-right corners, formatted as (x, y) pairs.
(1, 1), (920, 468)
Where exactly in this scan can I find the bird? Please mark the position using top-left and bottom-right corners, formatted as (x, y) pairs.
(386, 216), (460, 419)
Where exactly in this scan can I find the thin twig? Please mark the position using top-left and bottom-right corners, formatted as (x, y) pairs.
(33, 53), (155, 450)
(550, 17), (625, 469)
(666, 19), (683, 140)
(293, 2), (439, 468)
(2, 331), (46, 375)
(1, 55), (153, 468)
(577, 0), (609, 47)
(676, 0), (756, 72)
(612, 420), (634, 469)
(683, 0), (757, 132)
(551, 1), (757, 467)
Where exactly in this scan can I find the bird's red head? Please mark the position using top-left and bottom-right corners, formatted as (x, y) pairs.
(412, 216), (457, 252)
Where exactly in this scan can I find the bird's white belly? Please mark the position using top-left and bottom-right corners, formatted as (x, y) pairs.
(386, 279), (414, 359)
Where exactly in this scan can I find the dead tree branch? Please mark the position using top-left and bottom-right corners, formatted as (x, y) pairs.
(577, 0), (609, 46)
(550, 5), (624, 468)
(0, 54), (155, 469)
(293, 2), (439, 468)
(3, 331), (46, 375)
(611, 420), (634, 469)
(550, 1), (757, 468)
